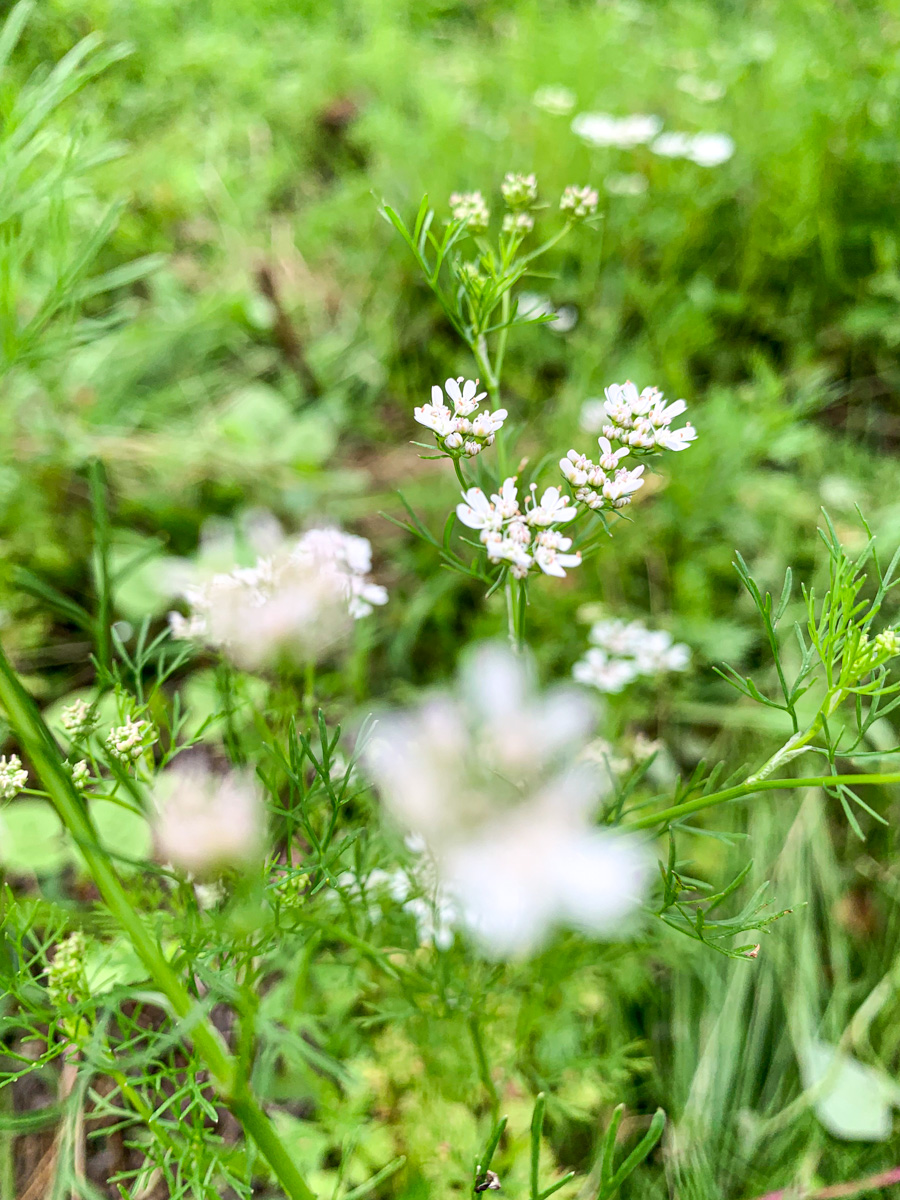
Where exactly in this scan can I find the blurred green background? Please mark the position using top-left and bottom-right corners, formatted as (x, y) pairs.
(5, 1), (900, 1196)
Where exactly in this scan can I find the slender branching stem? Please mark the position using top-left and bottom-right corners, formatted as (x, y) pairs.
(0, 645), (316, 1200)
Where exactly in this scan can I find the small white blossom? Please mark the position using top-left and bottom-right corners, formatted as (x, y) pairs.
(168, 525), (385, 667)
(651, 131), (734, 166)
(106, 717), (156, 763)
(596, 381), (697, 453)
(416, 377), (507, 459)
(532, 86), (576, 115)
(449, 190), (490, 231)
(574, 619), (690, 693)
(501, 172), (538, 208)
(502, 211), (535, 234)
(676, 75), (726, 103)
(0, 754), (28, 801)
(363, 643), (649, 957)
(559, 446), (646, 513)
(152, 758), (264, 876)
(571, 111), (662, 148)
(68, 759), (91, 791)
(560, 185), (599, 219)
(60, 698), (96, 739)
(457, 479), (582, 581)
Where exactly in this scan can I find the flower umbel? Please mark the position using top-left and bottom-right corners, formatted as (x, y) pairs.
(456, 478), (582, 579)
(415, 377), (507, 459)
(106, 717), (157, 763)
(0, 754), (27, 800)
(449, 190), (490, 232)
(501, 172), (538, 209)
(560, 185), (599, 219)
(363, 643), (648, 957)
(573, 618), (690, 693)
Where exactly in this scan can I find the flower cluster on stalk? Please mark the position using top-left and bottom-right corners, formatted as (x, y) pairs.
(0, 754), (27, 800)
(168, 526), (387, 668)
(414, 377), (507, 459)
(457, 479), (582, 579)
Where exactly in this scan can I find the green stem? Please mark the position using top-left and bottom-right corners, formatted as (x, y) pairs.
(468, 1015), (500, 1125)
(452, 456), (469, 491)
(627, 773), (900, 832)
(88, 459), (112, 676)
(0, 646), (316, 1200)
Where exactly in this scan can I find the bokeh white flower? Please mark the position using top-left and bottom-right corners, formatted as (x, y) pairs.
(362, 643), (649, 957)
(151, 757), (264, 876)
(571, 112), (662, 148)
(168, 525), (386, 668)
(449, 190), (490, 231)
(501, 172), (538, 209)
(651, 130), (734, 166)
(604, 173), (648, 196)
(532, 85), (576, 115)
(574, 618), (690, 693)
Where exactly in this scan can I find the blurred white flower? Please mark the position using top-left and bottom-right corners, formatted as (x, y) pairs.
(152, 757), (264, 876)
(502, 212), (535, 234)
(0, 754), (27, 801)
(68, 759), (91, 791)
(168, 524), (386, 667)
(416, 377), (507, 459)
(449, 190), (490, 231)
(106, 717), (157, 763)
(363, 643), (649, 957)
(574, 618), (690, 693)
(501, 172), (538, 208)
(651, 130), (734, 166)
(533, 85), (576, 115)
(572, 111), (662, 148)
(560, 184), (599, 219)
(604, 173), (648, 196)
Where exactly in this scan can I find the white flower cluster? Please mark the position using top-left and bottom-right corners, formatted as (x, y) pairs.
(559, 438), (646, 512)
(449, 190), (490, 232)
(571, 111), (734, 168)
(414, 377), (507, 459)
(363, 643), (649, 957)
(336, 838), (459, 951)
(457, 478), (582, 579)
(67, 759), (91, 791)
(502, 211), (534, 234)
(501, 171), (538, 208)
(573, 619), (690, 694)
(60, 698), (95, 739)
(651, 131), (734, 167)
(151, 758), (264, 876)
(572, 112), (662, 148)
(0, 754), (28, 801)
(560, 184), (599, 219)
(106, 717), (157, 763)
(581, 381), (697, 453)
(169, 527), (387, 668)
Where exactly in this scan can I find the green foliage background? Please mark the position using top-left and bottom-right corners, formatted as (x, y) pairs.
(4, 1), (900, 1197)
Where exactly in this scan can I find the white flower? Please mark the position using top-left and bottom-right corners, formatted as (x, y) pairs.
(676, 75), (726, 103)
(449, 190), (490, 231)
(68, 759), (91, 791)
(457, 487), (504, 536)
(501, 172), (538, 208)
(152, 758), (264, 876)
(417, 378), (505, 459)
(574, 619), (690, 693)
(571, 112), (662, 148)
(0, 754), (28, 801)
(651, 131), (734, 166)
(559, 444), (646, 513)
(502, 211), (535, 234)
(168, 524), (385, 666)
(573, 649), (640, 694)
(60, 698), (95, 739)
(579, 399), (607, 433)
(525, 485), (578, 526)
(560, 185), (599, 219)
(363, 643), (649, 956)
(533, 86), (575, 115)
(106, 717), (156, 763)
(533, 530), (582, 578)
(597, 380), (697, 454)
